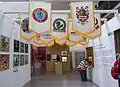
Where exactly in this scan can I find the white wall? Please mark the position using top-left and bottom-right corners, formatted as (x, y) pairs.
(0, 13), (31, 87)
(87, 14), (120, 87)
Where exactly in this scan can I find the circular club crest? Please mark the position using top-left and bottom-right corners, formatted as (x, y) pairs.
(53, 18), (66, 32)
(32, 8), (48, 23)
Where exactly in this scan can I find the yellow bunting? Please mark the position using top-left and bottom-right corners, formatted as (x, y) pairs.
(31, 33), (43, 45)
(55, 39), (67, 46)
(66, 39), (77, 47)
(68, 21), (83, 44)
(79, 37), (89, 46)
(40, 31), (54, 45)
(47, 41), (54, 47)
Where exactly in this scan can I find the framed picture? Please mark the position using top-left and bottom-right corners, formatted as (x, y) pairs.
(25, 44), (28, 53)
(14, 40), (19, 52)
(61, 51), (67, 56)
(20, 55), (24, 66)
(0, 35), (10, 52)
(25, 55), (28, 65)
(20, 42), (24, 53)
(13, 54), (19, 67)
(0, 54), (9, 71)
(62, 57), (67, 63)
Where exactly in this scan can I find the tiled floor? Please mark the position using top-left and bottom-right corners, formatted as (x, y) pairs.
(24, 73), (98, 87)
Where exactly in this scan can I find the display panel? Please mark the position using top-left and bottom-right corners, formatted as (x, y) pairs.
(14, 40), (19, 52)
(20, 55), (24, 66)
(13, 54), (19, 67)
(0, 35), (10, 52)
(0, 54), (9, 71)
(20, 42), (24, 53)
(51, 54), (57, 60)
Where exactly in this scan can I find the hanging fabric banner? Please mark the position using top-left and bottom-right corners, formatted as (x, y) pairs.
(51, 14), (68, 40)
(55, 39), (66, 46)
(79, 37), (89, 46)
(70, 2), (95, 38)
(40, 31), (54, 45)
(20, 14), (37, 41)
(31, 34), (43, 45)
(68, 22), (83, 43)
(66, 39), (76, 47)
(88, 13), (101, 39)
(29, 1), (51, 33)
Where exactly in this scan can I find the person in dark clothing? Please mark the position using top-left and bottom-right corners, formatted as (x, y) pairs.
(57, 55), (60, 62)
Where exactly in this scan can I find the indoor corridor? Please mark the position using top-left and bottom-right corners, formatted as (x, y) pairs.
(24, 73), (97, 87)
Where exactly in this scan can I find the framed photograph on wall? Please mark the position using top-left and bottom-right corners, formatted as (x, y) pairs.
(62, 56), (67, 63)
(14, 40), (19, 52)
(0, 35), (10, 52)
(20, 55), (24, 66)
(61, 51), (67, 56)
(13, 54), (19, 67)
(0, 54), (9, 71)
(25, 44), (28, 53)
(20, 42), (24, 53)
(25, 55), (28, 65)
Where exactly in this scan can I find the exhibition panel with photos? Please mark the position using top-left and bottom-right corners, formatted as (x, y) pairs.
(0, 12), (31, 87)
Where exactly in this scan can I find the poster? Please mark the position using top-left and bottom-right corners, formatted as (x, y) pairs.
(20, 55), (24, 66)
(14, 40), (19, 52)
(25, 55), (28, 64)
(20, 42), (24, 53)
(0, 35), (10, 52)
(25, 44), (28, 53)
(0, 54), (9, 71)
(13, 54), (19, 67)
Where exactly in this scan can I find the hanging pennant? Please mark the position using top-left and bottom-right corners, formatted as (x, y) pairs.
(29, 1), (51, 33)
(70, 2), (95, 38)
(68, 22), (83, 43)
(20, 14), (37, 41)
(51, 14), (68, 40)
(40, 31), (54, 45)
(31, 34), (43, 45)
(66, 39), (76, 47)
(88, 13), (101, 39)
(79, 37), (89, 46)
(55, 39), (66, 46)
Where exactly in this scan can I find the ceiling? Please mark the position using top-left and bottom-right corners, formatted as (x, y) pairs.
(1, 0), (120, 24)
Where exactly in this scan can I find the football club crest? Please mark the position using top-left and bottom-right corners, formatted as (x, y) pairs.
(53, 18), (66, 32)
(32, 8), (48, 23)
(76, 6), (89, 25)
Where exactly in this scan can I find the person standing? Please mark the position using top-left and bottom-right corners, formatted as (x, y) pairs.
(78, 58), (88, 81)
